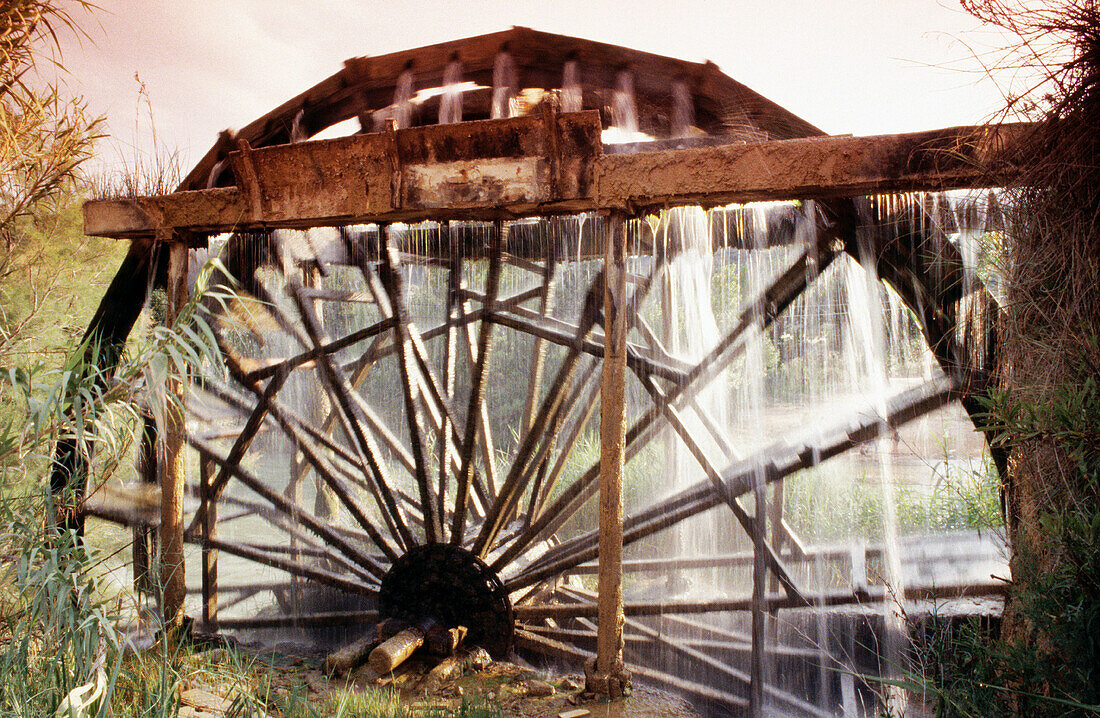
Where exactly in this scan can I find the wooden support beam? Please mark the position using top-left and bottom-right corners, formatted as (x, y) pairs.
(160, 237), (189, 630)
(83, 120), (1027, 240)
(593, 211), (630, 696)
(200, 457), (218, 629)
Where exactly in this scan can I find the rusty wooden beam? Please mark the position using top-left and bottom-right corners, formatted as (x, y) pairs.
(84, 119), (1028, 240)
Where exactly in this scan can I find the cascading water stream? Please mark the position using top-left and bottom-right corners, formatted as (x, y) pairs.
(612, 69), (639, 134)
(393, 68), (415, 129)
(561, 59), (582, 113)
(491, 51), (517, 120)
(439, 58), (463, 125)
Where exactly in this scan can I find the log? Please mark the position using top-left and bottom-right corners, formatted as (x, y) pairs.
(369, 619), (435, 674)
(324, 626), (380, 677)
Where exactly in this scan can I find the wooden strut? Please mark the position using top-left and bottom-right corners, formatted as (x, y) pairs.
(200, 456), (218, 628)
(161, 238), (189, 630)
(290, 280), (417, 550)
(491, 228), (842, 574)
(505, 375), (960, 591)
(451, 222), (504, 544)
(512, 579), (1008, 620)
(379, 230), (443, 543)
(595, 210), (629, 690)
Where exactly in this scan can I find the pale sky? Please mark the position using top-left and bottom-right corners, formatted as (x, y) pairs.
(53, 0), (1020, 180)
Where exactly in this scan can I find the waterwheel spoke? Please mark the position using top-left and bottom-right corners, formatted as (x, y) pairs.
(242, 316), (395, 383)
(472, 269), (604, 558)
(437, 224), (461, 533)
(524, 356), (600, 524)
(492, 239), (840, 571)
(257, 391), (404, 563)
(212, 610), (379, 630)
(520, 250), (559, 434)
(640, 373), (804, 602)
(506, 376), (959, 590)
(450, 223), (504, 544)
(377, 233), (443, 542)
(202, 535), (375, 596)
(289, 279), (417, 550)
(191, 436), (389, 578)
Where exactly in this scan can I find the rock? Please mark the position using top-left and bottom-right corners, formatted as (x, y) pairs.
(559, 675), (583, 691)
(192, 648), (228, 664)
(558, 710), (591, 718)
(466, 647), (492, 671)
(179, 688), (232, 714)
(524, 679), (555, 697)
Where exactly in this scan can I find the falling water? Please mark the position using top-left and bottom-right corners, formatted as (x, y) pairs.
(670, 80), (694, 138)
(612, 69), (639, 133)
(491, 51), (517, 120)
(439, 57), (463, 125)
(393, 68), (415, 129)
(561, 59), (582, 113)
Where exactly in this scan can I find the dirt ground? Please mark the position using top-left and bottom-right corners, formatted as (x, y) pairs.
(177, 641), (700, 718)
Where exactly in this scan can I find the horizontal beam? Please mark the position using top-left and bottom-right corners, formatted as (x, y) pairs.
(595, 123), (1027, 209)
(512, 581), (1008, 620)
(85, 116), (1029, 239)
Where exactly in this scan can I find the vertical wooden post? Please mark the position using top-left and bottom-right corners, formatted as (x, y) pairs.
(134, 414), (158, 593)
(587, 212), (631, 699)
(200, 456), (218, 628)
(749, 467), (768, 716)
(160, 235), (189, 630)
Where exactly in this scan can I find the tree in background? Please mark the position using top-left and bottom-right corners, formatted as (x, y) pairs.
(921, 2), (1100, 715)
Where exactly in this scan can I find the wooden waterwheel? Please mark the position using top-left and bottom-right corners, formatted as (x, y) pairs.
(74, 28), (1018, 716)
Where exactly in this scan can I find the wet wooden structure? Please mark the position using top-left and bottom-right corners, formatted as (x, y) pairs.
(76, 28), (1020, 716)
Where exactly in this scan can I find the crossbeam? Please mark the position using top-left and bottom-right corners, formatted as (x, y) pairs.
(84, 114), (1028, 239)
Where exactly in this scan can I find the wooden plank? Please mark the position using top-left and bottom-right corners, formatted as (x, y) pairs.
(85, 122), (1026, 240)
(594, 123), (1027, 210)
